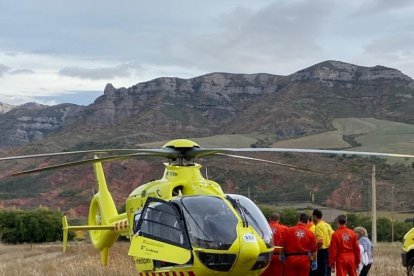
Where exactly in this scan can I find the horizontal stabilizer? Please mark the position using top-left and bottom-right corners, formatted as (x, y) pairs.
(62, 216), (115, 252)
(66, 225), (115, 231)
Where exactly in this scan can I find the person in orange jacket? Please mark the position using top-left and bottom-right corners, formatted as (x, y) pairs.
(262, 213), (288, 276)
(282, 213), (318, 276)
(329, 214), (361, 276)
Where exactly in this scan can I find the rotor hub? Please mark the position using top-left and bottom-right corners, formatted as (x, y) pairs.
(162, 139), (201, 165)
(162, 139), (200, 149)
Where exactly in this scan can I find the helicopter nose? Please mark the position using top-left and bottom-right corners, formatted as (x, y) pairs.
(230, 229), (261, 274)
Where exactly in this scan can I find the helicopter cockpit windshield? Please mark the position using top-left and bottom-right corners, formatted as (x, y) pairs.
(179, 196), (238, 250)
(227, 194), (273, 248)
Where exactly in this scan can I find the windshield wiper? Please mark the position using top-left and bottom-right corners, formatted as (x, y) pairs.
(240, 205), (265, 238)
(226, 196), (248, 228)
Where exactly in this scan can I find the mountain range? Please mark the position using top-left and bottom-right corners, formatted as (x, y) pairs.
(1, 60), (413, 216)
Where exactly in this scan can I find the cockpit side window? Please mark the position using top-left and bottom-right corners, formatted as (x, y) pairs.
(134, 197), (190, 249)
(133, 211), (141, 234)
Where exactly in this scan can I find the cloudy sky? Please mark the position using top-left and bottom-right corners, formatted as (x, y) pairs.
(1, 0), (414, 105)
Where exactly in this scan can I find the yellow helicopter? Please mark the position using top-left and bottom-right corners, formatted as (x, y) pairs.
(1, 139), (414, 276)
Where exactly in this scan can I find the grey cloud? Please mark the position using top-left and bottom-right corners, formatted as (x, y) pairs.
(1, 0), (414, 80)
(359, 32), (414, 78)
(0, 0), (242, 59)
(9, 69), (35, 75)
(164, 0), (335, 73)
(58, 63), (141, 80)
(0, 64), (10, 76)
(352, 0), (414, 16)
(0, 0), (336, 75)
(364, 33), (414, 56)
(362, 32), (414, 78)
(0, 65), (34, 76)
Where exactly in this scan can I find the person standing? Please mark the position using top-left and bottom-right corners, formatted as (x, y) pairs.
(354, 226), (373, 276)
(282, 213), (318, 276)
(312, 209), (334, 276)
(329, 214), (361, 276)
(262, 213), (288, 276)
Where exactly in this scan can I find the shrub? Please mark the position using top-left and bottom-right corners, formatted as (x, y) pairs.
(0, 208), (74, 243)
(331, 213), (411, 242)
(258, 205), (299, 226)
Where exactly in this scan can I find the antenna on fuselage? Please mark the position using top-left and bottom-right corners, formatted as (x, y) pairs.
(205, 166), (209, 180)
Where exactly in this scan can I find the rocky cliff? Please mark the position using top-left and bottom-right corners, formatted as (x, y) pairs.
(0, 102), (82, 148)
(1, 60), (413, 149)
(74, 73), (283, 137)
(291, 60), (413, 84)
(64, 60), (414, 145)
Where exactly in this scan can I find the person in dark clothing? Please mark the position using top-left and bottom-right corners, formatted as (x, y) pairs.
(312, 209), (334, 276)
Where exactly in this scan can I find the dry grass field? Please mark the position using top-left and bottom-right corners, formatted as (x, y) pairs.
(0, 242), (135, 276)
(0, 241), (406, 275)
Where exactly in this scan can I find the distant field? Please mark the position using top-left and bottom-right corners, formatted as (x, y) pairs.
(271, 130), (350, 149)
(139, 118), (414, 158)
(0, 242), (406, 275)
(272, 117), (414, 159)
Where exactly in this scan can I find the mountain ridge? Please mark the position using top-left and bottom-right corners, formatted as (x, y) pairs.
(1, 60), (413, 149)
(1, 60), (414, 215)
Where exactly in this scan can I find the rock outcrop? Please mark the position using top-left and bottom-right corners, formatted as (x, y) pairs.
(291, 60), (413, 83)
(0, 102), (14, 114)
(0, 103), (82, 148)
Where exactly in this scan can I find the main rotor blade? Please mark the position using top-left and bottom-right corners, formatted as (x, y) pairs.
(11, 153), (158, 176)
(215, 153), (321, 174)
(191, 148), (414, 159)
(0, 148), (175, 161)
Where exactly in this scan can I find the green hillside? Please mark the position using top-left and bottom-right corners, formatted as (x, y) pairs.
(271, 118), (414, 163)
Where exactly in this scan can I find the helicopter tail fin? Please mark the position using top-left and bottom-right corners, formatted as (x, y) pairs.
(88, 161), (120, 265)
(61, 161), (123, 265)
(92, 159), (119, 221)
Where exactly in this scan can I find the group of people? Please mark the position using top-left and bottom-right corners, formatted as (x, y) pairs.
(262, 209), (373, 276)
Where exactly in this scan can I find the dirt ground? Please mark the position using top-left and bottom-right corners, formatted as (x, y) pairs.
(0, 241), (406, 275)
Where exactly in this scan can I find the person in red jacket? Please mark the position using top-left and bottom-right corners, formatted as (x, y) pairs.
(282, 213), (317, 276)
(329, 214), (361, 276)
(262, 213), (288, 276)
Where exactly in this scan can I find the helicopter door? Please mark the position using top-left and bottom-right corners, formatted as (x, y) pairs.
(128, 197), (192, 265)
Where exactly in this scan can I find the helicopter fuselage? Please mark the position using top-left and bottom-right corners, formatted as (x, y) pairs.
(125, 163), (274, 275)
